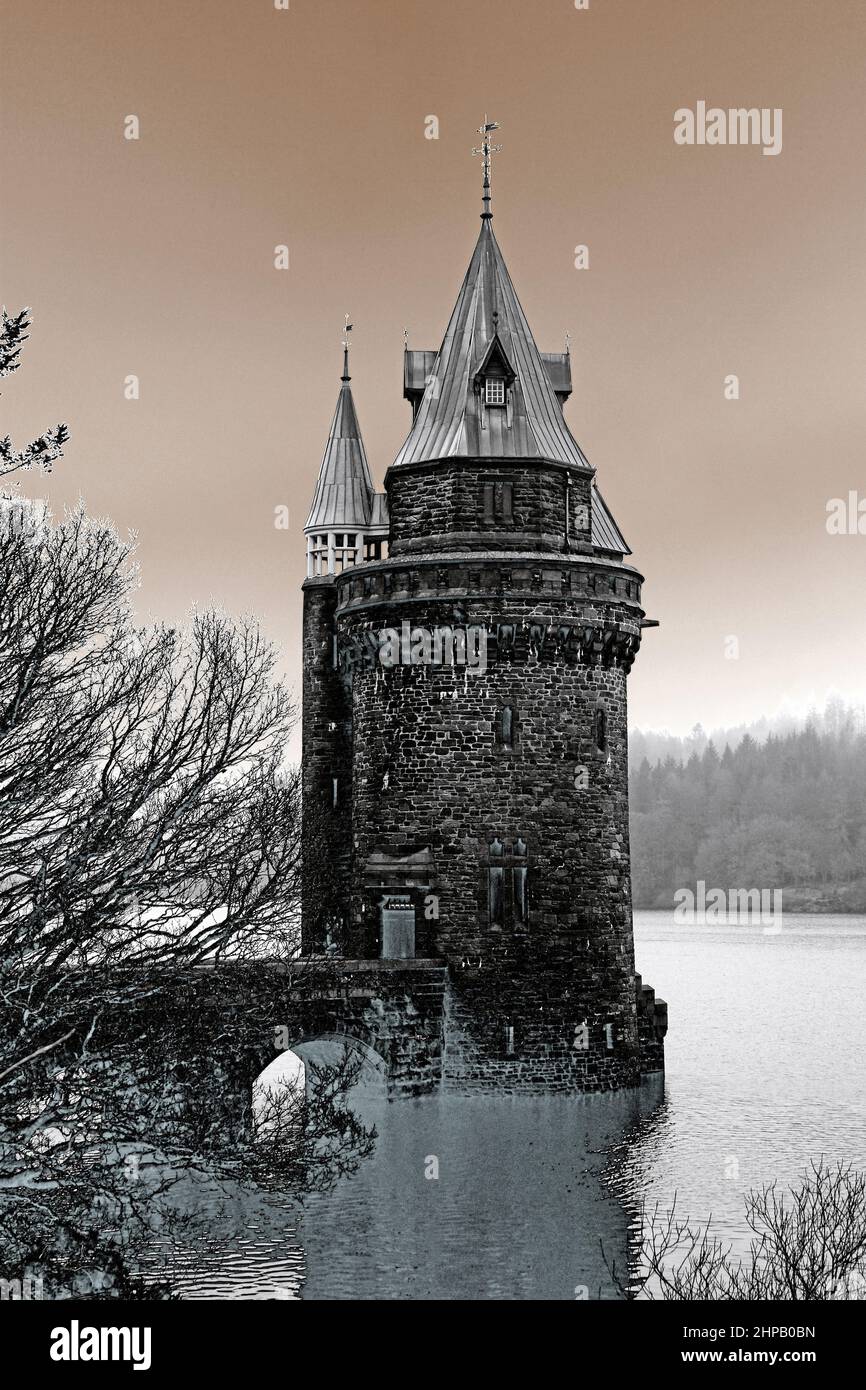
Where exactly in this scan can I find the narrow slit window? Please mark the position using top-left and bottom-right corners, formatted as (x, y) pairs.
(488, 866), (504, 925)
(488, 836), (504, 926)
(513, 837), (528, 926)
(501, 481), (513, 522)
(595, 709), (608, 753)
(497, 704), (517, 748)
(482, 478), (516, 527)
(513, 867), (528, 924)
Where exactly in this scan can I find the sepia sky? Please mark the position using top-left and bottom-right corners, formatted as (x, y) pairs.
(2, 0), (865, 750)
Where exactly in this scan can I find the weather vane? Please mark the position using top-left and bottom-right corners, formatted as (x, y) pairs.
(341, 314), (353, 379)
(472, 115), (502, 219)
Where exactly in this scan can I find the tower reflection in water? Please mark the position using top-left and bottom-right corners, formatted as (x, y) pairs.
(152, 1070), (667, 1302)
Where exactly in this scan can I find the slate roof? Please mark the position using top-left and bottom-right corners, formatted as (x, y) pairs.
(305, 365), (377, 532)
(591, 487), (630, 555)
(392, 219), (591, 471)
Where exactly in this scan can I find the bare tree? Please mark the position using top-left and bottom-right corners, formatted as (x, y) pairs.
(0, 327), (372, 1300)
(620, 1161), (866, 1300)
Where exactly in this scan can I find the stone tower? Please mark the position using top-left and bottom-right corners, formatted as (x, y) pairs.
(301, 144), (666, 1091)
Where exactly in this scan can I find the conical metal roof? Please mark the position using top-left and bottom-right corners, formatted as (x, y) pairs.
(305, 356), (375, 532)
(392, 219), (592, 471)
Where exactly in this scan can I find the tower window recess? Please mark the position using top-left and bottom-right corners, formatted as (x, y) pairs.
(496, 704), (518, 748)
(513, 838), (528, 925)
(488, 837), (505, 926)
(485, 377), (506, 406)
(482, 479), (514, 525)
(595, 708), (608, 753)
(486, 836), (529, 927)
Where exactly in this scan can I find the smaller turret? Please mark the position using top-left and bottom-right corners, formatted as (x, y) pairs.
(304, 334), (388, 576)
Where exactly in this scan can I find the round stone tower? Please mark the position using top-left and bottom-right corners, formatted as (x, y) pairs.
(301, 145), (666, 1091)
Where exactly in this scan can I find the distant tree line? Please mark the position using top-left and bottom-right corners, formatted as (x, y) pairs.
(629, 705), (866, 911)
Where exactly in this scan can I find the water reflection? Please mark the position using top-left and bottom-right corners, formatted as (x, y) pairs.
(147, 915), (866, 1299)
(312, 1080), (665, 1301)
(150, 1080), (664, 1301)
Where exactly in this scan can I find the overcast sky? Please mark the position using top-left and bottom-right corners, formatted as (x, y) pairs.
(3, 0), (864, 752)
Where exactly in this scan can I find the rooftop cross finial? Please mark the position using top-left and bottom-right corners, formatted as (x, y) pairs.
(472, 115), (502, 220)
(341, 314), (353, 381)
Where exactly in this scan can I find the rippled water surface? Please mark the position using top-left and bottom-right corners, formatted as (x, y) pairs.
(147, 913), (866, 1300)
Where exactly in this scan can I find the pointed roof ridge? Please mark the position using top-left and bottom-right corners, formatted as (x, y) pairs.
(391, 219), (592, 470)
(305, 359), (375, 532)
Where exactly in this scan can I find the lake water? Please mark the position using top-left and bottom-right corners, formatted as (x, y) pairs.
(147, 912), (866, 1300)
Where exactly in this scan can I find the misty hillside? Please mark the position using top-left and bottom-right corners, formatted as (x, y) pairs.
(628, 703), (866, 912)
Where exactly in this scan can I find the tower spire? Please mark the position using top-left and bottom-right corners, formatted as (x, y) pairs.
(472, 115), (502, 220)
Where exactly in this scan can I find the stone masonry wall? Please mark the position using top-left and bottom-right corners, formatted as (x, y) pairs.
(334, 560), (648, 1090)
(386, 459), (594, 557)
(301, 577), (352, 952)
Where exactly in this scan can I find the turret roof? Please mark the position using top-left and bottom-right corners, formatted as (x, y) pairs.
(392, 219), (592, 471)
(305, 353), (376, 532)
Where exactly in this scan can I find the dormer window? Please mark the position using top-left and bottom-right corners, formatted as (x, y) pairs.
(475, 330), (516, 415)
(485, 377), (506, 406)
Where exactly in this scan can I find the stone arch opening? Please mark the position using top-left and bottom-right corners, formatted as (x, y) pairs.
(253, 1033), (387, 1121)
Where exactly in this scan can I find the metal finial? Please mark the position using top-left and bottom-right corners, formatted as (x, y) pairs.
(472, 115), (502, 220)
(565, 331), (571, 354)
(341, 314), (353, 380)
(403, 326), (409, 350)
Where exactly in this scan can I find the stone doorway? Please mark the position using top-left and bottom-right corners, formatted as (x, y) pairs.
(380, 894), (415, 959)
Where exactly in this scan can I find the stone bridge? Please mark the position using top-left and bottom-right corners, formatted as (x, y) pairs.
(124, 959), (448, 1135)
(113, 957), (664, 1134)
(263, 958), (449, 1099)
